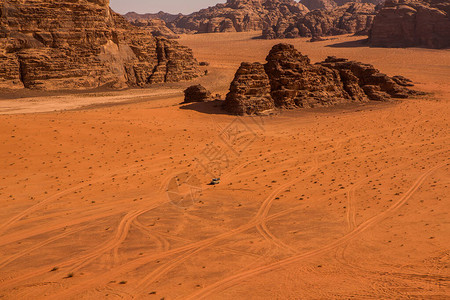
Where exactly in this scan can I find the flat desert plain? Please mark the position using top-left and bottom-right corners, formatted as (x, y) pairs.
(0, 33), (449, 299)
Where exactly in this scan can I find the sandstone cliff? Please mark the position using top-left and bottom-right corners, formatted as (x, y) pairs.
(0, 0), (201, 90)
(168, 0), (310, 34)
(369, 0), (450, 48)
(224, 43), (418, 115)
(262, 2), (377, 39)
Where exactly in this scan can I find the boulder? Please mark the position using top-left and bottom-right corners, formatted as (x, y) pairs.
(184, 85), (212, 103)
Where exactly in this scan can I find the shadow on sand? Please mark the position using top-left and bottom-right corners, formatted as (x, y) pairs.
(326, 38), (369, 48)
(179, 100), (230, 115)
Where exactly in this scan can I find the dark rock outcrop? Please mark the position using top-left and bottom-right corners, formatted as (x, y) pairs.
(224, 43), (418, 115)
(369, 0), (450, 49)
(183, 84), (212, 103)
(0, 0), (201, 90)
(224, 62), (275, 115)
(262, 2), (377, 39)
(168, 0), (310, 34)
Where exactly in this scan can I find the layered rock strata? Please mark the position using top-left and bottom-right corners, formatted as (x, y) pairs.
(128, 19), (179, 39)
(262, 3), (377, 39)
(369, 0), (450, 49)
(167, 0), (310, 34)
(224, 62), (275, 115)
(300, 0), (384, 11)
(0, 0), (201, 90)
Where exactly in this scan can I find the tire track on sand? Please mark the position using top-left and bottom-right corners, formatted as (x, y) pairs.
(183, 161), (448, 299)
(0, 202), (165, 290)
(45, 155), (446, 299)
(254, 157), (318, 254)
(0, 155), (173, 237)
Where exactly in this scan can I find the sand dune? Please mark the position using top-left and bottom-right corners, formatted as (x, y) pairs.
(0, 33), (449, 299)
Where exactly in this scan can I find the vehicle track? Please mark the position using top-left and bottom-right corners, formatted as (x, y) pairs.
(0, 153), (178, 237)
(0, 225), (91, 269)
(0, 201), (166, 290)
(183, 161), (448, 299)
(254, 157), (319, 253)
(41, 147), (448, 299)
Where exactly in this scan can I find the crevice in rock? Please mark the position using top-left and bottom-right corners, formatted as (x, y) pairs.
(17, 55), (27, 88)
(163, 46), (170, 82)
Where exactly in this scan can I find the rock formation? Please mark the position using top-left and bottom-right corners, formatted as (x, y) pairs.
(123, 11), (182, 23)
(167, 0), (310, 34)
(369, 0), (450, 49)
(183, 85), (212, 103)
(300, 0), (384, 11)
(0, 0), (201, 90)
(128, 19), (179, 39)
(224, 62), (275, 114)
(301, 0), (339, 10)
(262, 2), (377, 39)
(224, 43), (418, 115)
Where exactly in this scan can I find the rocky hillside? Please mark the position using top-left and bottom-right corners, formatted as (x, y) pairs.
(168, 0), (310, 34)
(369, 0), (450, 49)
(128, 19), (179, 39)
(123, 11), (182, 23)
(0, 0), (201, 90)
(224, 43), (418, 115)
(300, 0), (384, 10)
(263, 2), (377, 39)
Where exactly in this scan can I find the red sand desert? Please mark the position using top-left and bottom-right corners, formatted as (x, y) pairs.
(0, 33), (449, 299)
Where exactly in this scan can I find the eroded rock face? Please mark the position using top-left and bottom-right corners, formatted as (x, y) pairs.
(301, 0), (338, 10)
(224, 62), (275, 115)
(224, 43), (418, 115)
(123, 11), (182, 24)
(264, 44), (354, 108)
(300, 0), (384, 10)
(168, 0), (310, 34)
(320, 56), (416, 100)
(262, 3), (377, 39)
(0, 0), (201, 90)
(369, 0), (450, 49)
(183, 84), (212, 103)
(128, 19), (179, 39)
